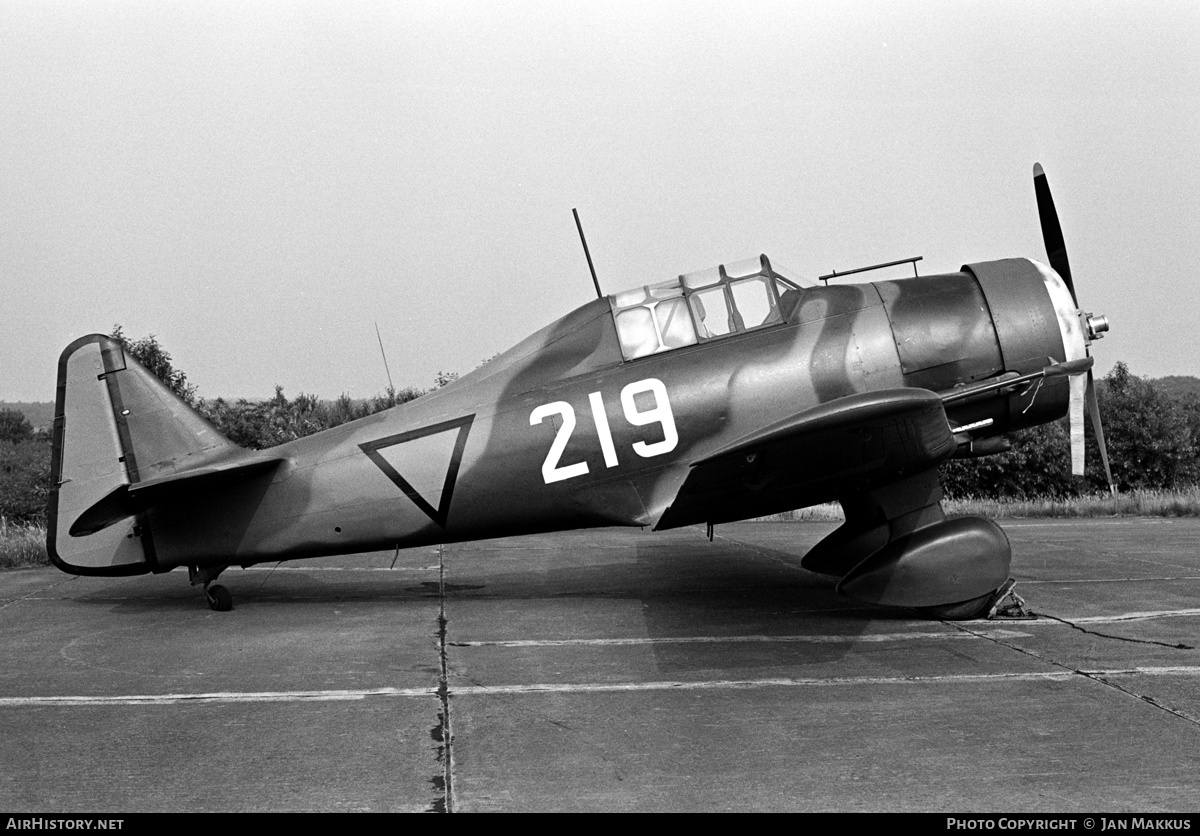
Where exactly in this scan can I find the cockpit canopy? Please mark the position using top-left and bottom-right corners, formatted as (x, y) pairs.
(608, 254), (805, 361)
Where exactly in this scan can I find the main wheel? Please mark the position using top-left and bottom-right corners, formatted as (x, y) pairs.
(206, 584), (233, 612)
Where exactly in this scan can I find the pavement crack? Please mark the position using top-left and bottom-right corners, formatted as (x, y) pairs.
(950, 620), (1200, 732)
(0, 573), (78, 611)
(428, 544), (455, 813)
(1033, 611), (1195, 649)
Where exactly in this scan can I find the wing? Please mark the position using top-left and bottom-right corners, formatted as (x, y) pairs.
(654, 388), (955, 530)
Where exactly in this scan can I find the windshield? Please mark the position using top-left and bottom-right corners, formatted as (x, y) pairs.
(608, 254), (804, 361)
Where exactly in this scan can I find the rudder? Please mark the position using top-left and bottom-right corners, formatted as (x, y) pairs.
(48, 335), (237, 575)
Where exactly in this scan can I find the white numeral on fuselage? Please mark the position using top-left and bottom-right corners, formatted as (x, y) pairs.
(530, 378), (677, 484)
(529, 401), (589, 484)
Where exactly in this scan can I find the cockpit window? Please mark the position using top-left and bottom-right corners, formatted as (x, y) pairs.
(609, 254), (802, 361)
(612, 280), (699, 359)
(730, 276), (778, 328)
(690, 286), (735, 337)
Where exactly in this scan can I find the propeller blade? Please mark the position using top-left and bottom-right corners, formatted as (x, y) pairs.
(1033, 165), (1113, 492)
(1069, 372), (1086, 476)
(1084, 369), (1116, 494)
(1033, 163), (1077, 304)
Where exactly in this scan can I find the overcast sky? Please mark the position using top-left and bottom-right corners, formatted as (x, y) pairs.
(3, 1), (1197, 403)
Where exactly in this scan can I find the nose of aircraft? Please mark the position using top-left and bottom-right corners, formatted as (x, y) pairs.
(1035, 259), (1109, 355)
(1033, 259), (1091, 365)
(962, 257), (1077, 430)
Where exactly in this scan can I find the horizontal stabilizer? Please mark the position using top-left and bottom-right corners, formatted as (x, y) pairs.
(69, 455), (285, 536)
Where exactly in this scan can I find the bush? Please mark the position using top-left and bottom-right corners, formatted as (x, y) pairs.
(0, 437), (52, 524)
(108, 326), (429, 450)
(1096, 362), (1200, 490)
(943, 363), (1200, 499)
(110, 326), (197, 405)
(942, 421), (1078, 500)
(0, 409), (33, 444)
(197, 385), (424, 450)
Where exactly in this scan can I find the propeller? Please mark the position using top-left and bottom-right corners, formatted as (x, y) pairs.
(1033, 163), (1115, 494)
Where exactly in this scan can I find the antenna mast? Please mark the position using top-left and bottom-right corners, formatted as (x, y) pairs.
(572, 208), (603, 299)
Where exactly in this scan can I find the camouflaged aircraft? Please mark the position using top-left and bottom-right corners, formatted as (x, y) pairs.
(48, 165), (1111, 617)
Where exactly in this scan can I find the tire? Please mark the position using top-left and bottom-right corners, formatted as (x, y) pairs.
(207, 584), (233, 612)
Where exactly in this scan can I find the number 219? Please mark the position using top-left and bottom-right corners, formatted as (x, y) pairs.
(529, 378), (677, 484)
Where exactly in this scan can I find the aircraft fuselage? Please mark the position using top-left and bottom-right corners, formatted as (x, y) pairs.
(131, 257), (1072, 572)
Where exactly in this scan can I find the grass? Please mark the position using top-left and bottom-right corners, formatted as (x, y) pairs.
(0, 517), (48, 569)
(944, 487), (1200, 519)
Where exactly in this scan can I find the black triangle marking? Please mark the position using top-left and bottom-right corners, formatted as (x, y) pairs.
(359, 415), (475, 528)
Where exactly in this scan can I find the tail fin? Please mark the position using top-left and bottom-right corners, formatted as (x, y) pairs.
(48, 334), (239, 575)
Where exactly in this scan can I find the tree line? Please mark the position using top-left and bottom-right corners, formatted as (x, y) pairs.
(3, 330), (1199, 525)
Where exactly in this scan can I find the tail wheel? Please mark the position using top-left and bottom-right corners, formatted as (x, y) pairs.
(206, 584), (233, 612)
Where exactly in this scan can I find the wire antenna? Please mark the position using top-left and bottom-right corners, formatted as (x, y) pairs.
(572, 208), (603, 299)
(374, 321), (395, 391)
